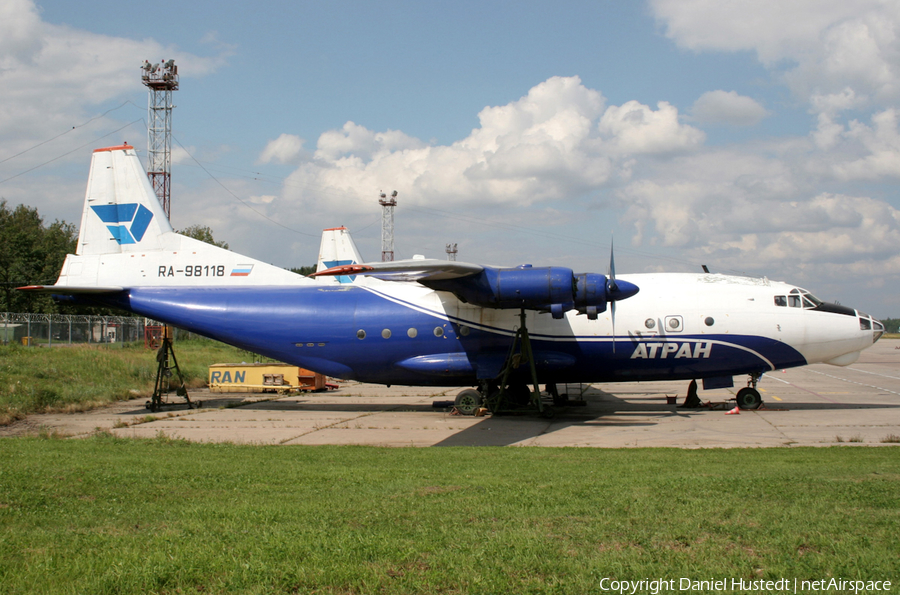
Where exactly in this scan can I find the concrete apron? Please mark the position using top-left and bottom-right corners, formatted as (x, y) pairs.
(4, 340), (899, 448)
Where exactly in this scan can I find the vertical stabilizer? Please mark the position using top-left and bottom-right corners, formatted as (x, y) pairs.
(53, 144), (310, 289)
(76, 144), (173, 255)
(316, 227), (364, 284)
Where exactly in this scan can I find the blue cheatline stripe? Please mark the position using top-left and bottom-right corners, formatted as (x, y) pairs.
(360, 285), (784, 369)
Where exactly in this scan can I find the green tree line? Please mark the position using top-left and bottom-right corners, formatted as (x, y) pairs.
(0, 200), (77, 314)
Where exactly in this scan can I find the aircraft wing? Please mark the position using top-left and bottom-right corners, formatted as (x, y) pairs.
(312, 259), (484, 282)
(313, 257), (639, 319)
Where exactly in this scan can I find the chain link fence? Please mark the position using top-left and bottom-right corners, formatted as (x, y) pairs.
(1, 312), (158, 346)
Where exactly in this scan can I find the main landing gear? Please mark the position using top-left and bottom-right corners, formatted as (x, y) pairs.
(735, 372), (763, 410)
(454, 388), (483, 415)
(453, 309), (554, 418)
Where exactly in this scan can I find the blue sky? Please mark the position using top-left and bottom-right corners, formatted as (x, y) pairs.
(2, 0), (900, 317)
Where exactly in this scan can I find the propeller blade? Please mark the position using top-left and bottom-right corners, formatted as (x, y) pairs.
(608, 237), (618, 292)
(603, 237), (640, 352)
(611, 299), (617, 353)
(609, 238), (617, 351)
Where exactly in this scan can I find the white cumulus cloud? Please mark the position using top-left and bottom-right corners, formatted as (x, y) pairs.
(259, 133), (306, 164)
(650, 0), (900, 108)
(0, 0), (226, 164)
(691, 90), (769, 126)
(273, 76), (703, 214)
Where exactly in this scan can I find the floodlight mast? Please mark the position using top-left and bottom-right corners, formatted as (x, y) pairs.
(379, 190), (397, 262)
(141, 59), (178, 220)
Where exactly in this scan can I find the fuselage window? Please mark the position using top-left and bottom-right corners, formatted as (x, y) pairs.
(788, 295), (802, 308)
(774, 296), (787, 307)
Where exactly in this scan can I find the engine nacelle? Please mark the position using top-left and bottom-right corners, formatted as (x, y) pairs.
(484, 265), (576, 315)
(426, 265), (575, 317)
(423, 265), (638, 320)
(574, 273), (608, 320)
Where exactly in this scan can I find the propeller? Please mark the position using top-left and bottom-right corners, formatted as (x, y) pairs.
(605, 237), (640, 352)
(608, 238), (618, 350)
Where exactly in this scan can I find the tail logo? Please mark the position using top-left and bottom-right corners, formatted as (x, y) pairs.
(91, 204), (154, 244)
(322, 260), (357, 283)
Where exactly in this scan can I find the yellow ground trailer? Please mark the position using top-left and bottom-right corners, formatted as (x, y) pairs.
(208, 363), (326, 393)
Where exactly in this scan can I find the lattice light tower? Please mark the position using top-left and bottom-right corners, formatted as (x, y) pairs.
(379, 191), (397, 261)
(141, 59), (178, 220)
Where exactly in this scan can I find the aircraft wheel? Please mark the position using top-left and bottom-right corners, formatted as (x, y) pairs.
(506, 382), (531, 406)
(735, 387), (762, 410)
(454, 389), (483, 415)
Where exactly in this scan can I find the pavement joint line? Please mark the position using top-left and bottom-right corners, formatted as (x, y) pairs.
(805, 369), (900, 397)
(765, 375), (843, 404)
(123, 395), (288, 427)
(751, 408), (792, 441)
(278, 410), (391, 444)
(844, 366), (900, 382)
(274, 387), (497, 444)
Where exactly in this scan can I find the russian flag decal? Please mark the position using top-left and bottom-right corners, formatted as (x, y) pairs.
(230, 264), (254, 277)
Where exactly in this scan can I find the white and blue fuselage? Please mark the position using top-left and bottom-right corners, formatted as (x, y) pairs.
(21, 145), (883, 395)
(103, 273), (878, 387)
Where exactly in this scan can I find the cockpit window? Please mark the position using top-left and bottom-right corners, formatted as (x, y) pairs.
(774, 296), (787, 307)
(860, 317), (871, 330)
(785, 288), (825, 309)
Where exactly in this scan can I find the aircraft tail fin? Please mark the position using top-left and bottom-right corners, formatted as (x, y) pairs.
(315, 227), (365, 284)
(48, 144), (309, 289)
(76, 144), (174, 256)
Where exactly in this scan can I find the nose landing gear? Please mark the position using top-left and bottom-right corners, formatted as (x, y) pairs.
(735, 373), (763, 409)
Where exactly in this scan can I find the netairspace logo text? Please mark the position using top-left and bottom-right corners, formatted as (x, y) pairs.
(598, 577), (893, 594)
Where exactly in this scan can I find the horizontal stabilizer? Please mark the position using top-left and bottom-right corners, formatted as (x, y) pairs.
(17, 285), (124, 294)
(18, 144), (311, 293)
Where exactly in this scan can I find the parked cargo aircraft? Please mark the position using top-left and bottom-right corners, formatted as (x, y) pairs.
(21, 145), (884, 413)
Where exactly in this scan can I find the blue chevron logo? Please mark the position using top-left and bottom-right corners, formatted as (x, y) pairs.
(322, 259), (357, 283)
(91, 203), (154, 244)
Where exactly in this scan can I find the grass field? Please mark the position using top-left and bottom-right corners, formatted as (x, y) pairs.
(0, 340), (254, 425)
(0, 436), (897, 594)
